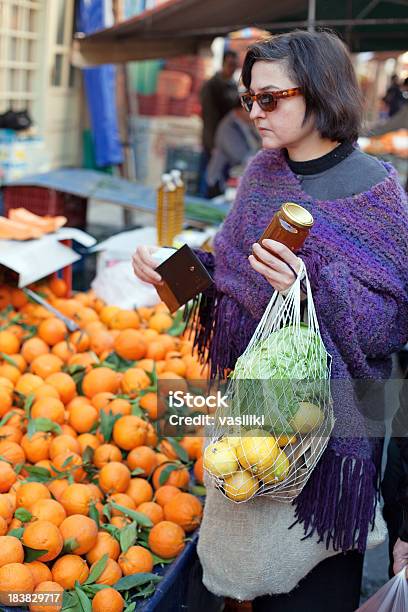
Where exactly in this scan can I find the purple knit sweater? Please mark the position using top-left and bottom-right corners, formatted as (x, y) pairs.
(193, 148), (408, 553)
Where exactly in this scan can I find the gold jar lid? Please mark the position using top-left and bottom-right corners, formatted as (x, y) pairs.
(281, 203), (314, 228)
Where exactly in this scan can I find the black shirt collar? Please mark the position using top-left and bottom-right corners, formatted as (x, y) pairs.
(284, 141), (355, 175)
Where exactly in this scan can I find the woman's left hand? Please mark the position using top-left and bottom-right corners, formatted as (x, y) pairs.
(248, 239), (302, 292)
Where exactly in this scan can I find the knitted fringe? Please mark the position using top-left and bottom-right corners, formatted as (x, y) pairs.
(290, 449), (378, 553)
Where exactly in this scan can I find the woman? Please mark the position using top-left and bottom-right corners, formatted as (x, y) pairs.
(133, 30), (408, 610)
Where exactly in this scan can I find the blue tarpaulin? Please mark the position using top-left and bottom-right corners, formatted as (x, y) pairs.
(78, 1), (123, 168)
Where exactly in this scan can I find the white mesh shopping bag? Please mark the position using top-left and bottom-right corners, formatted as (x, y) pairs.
(203, 260), (334, 503)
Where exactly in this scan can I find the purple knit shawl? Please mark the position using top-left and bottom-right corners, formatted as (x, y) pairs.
(193, 148), (408, 553)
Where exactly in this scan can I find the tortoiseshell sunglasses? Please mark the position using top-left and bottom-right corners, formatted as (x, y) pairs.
(240, 87), (302, 112)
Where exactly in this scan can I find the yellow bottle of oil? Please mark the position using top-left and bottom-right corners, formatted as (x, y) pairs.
(157, 173), (177, 246)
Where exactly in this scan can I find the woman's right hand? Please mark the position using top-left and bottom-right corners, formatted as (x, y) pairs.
(132, 245), (163, 286)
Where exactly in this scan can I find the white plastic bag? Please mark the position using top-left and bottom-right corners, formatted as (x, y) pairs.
(357, 569), (408, 611)
(203, 260), (334, 503)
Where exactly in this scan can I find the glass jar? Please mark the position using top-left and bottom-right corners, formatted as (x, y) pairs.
(258, 202), (314, 252)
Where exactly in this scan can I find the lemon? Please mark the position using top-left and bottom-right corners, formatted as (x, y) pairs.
(236, 430), (279, 475)
(223, 435), (241, 449)
(261, 451), (291, 484)
(224, 470), (259, 501)
(277, 434), (297, 448)
(204, 440), (238, 477)
(289, 402), (324, 434)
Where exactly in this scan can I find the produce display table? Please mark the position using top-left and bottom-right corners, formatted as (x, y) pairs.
(4, 169), (230, 227)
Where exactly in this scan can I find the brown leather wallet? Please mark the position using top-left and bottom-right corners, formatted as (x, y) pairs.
(155, 244), (214, 313)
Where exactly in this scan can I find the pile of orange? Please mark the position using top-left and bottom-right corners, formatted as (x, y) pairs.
(0, 280), (206, 610)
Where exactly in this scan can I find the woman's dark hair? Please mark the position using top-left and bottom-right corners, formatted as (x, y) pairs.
(241, 30), (363, 142)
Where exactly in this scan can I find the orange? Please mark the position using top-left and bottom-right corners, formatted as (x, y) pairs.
(152, 463), (190, 490)
(148, 313), (173, 333)
(0, 376), (13, 392)
(193, 456), (204, 485)
(0, 493), (15, 522)
(35, 459), (54, 473)
(82, 367), (120, 398)
(92, 587), (124, 612)
(91, 391), (115, 411)
(45, 372), (76, 404)
(10, 288), (28, 309)
(153, 485), (182, 507)
(110, 516), (130, 529)
(29, 581), (64, 612)
(93, 444), (122, 468)
(125, 478), (153, 506)
(120, 368), (150, 398)
(159, 335), (177, 353)
(5, 408), (26, 430)
(51, 451), (85, 483)
(74, 292), (93, 307)
(87, 483), (104, 503)
(49, 277), (68, 298)
(136, 358), (155, 373)
(68, 402), (98, 433)
(0, 286), (11, 310)
(54, 298), (82, 318)
(85, 321), (106, 335)
(0, 388), (13, 417)
(99, 462), (131, 494)
(59, 514), (98, 555)
(127, 446), (157, 477)
(0, 562), (35, 593)
(180, 436), (204, 460)
(91, 557), (122, 585)
(109, 493), (136, 516)
(0, 330), (20, 355)
(31, 499), (66, 526)
(109, 310), (140, 331)
(118, 545), (153, 575)
(137, 501), (164, 525)
(86, 531), (120, 564)
(15, 372), (43, 396)
(73, 307), (99, 328)
(24, 561), (52, 586)
(112, 415), (148, 450)
(164, 356), (187, 377)
(101, 398), (131, 417)
(159, 439), (179, 461)
(89, 330), (114, 356)
(38, 318), (67, 346)
(0, 363), (21, 385)
(31, 397), (65, 424)
(0, 440), (25, 466)
(140, 392), (165, 420)
(22, 520), (63, 562)
(70, 330), (90, 352)
(157, 371), (188, 395)
(77, 433), (100, 454)
(51, 341), (77, 363)
(66, 396), (91, 411)
(47, 479), (69, 502)
(114, 329), (147, 361)
(185, 361), (210, 381)
(60, 483), (92, 516)
(163, 492), (202, 532)
(0, 535), (24, 567)
(51, 554), (89, 589)
(21, 338), (50, 364)
(32, 384), (61, 401)
(16, 482), (51, 509)
(21, 432), (52, 463)
(60, 424), (78, 437)
(0, 461), (16, 493)
(146, 341), (166, 361)
(31, 354), (63, 379)
(148, 521), (185, 559)
(0, 425), (22, 444)
(7, 354), (27, 373)
(49, 435), (81, 461)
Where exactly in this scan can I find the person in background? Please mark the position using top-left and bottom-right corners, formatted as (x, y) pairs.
(383, 74), (403, 117)
(368, 77), (408, 137)
(198, 50), (240, 196)
(206, 98), (261, 198)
